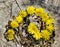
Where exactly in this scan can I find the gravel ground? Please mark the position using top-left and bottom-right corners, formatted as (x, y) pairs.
(0, 0), (60, 47)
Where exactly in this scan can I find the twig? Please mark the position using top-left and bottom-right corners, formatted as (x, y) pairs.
(14, 35), (20, 44)
(15, 0), (21, 10)
(10, 3), (12, 18)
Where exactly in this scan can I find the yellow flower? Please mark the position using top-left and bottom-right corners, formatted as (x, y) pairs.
(42, 30), (51, 41)
(46, 25), (55, 32)
(28, 22), (38, 34)
(46, 18), (54, 25)
(27, 6), (35, 14)
(7, 35), (14, 41)
(33, 31), (42, 40)
(10, 21), (19, 28)
(7, 29), (15, 35)
(15, 16), (23, 23)
(28, 29), (35, 34)
(35, 7), (44, 16)
(19, 10), (27, 17)
(42, 12), (49, 22)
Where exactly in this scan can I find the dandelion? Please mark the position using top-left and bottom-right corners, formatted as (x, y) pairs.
(46, 25), (55, 32)
(15, 16), (23, 23)
(7, 35), (14, 41)
(46, 18), (54, 25)
(35, 7), (44, 16)
(10, 20), (19, 28)
(42, 12), (49, 22)
(7, 29), (15, 35)
(28, 22), (41, 40)
(19, 10), (27, 17)
(42, 30), (51, 41)
(28, 22), (39, 34)
(27, 6), (35, 14)
(33, 31), (42, 40)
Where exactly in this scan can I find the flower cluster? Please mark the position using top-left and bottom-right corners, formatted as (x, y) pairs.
(27, 6), (55, 41)
(7, 11), (27, 41)
(7, 29), (15, 40)
(5, 6), (55, 41)
(28, 22), (42, 40)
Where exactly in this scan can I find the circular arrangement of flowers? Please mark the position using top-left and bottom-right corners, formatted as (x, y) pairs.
(4, 6), (55, 47)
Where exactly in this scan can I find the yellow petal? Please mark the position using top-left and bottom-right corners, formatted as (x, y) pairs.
(19, 10), (27, 17)
(7, 29), (15, 35)
(7, 35), (14, 41)
(10, 20), (19, 28)
(35, 7), (44, 16)
(15, 16), (23, 23)
(42, 12), (49, 22)
(46, 18), (54, 25)
(33, 32), (42, 40)
(46, 25), (55, 32)
(27, 6), (35, 14)
(42, 30), (51, 41)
